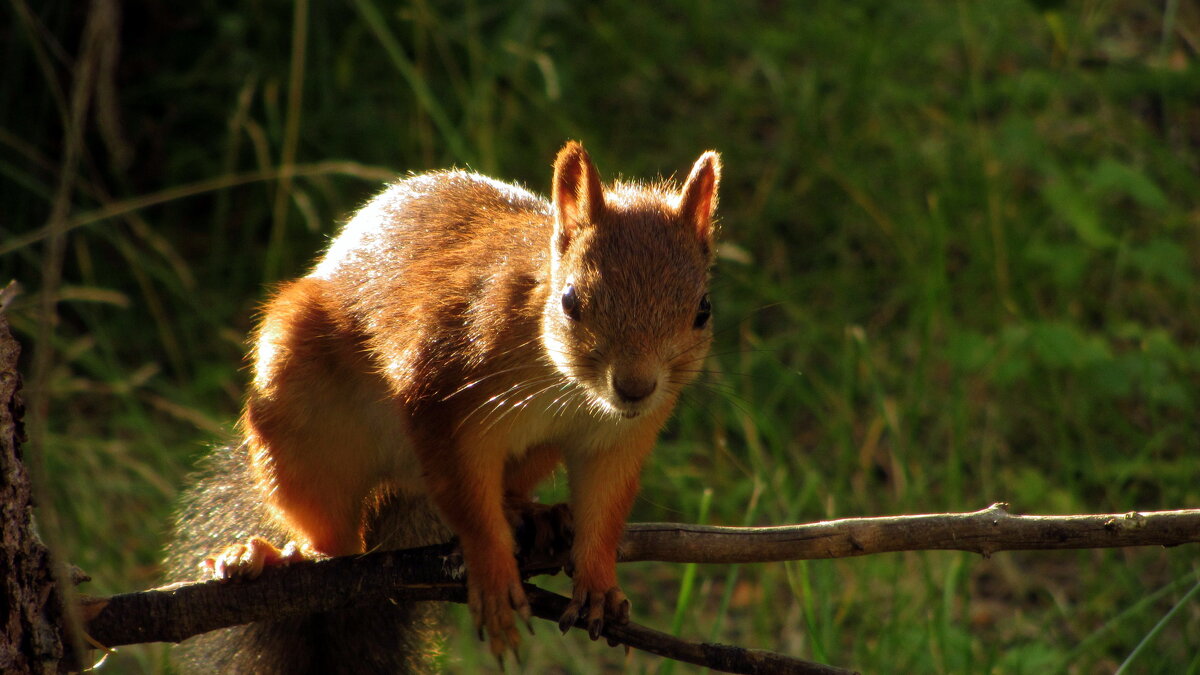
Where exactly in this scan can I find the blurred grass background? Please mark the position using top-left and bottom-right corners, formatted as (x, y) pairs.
(3, 0), (1199, 672)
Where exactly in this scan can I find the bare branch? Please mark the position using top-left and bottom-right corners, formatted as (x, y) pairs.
(619, 503), (1200, 563)
(528, 587), (854, 675)
(80, 503), (1200, 674)
(81, 543), (852, 675)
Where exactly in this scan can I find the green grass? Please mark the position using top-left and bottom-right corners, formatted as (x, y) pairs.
(4, 0), (1199, 672)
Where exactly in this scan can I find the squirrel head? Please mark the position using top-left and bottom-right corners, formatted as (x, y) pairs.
(542, 141), (720, 420)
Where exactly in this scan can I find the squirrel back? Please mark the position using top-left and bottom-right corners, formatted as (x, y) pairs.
(303, 166), (711, 414)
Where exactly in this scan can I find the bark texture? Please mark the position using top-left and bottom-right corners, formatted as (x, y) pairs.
(0, 315), (67, 673)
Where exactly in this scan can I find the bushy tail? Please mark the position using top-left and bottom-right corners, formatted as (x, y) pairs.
(163, 442), (448, 674)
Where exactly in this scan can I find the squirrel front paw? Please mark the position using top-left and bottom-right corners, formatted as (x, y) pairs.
(467, 567), (533, 664)
(203, 537), (307, 580)
(557, 583), (630, 641)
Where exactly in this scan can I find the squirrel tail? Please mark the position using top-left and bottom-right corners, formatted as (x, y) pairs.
(163, 442), (449, 674)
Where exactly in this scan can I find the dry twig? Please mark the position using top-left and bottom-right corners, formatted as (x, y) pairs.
(618, 503), (1200, 563)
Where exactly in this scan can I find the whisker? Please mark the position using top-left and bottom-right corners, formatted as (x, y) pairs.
(441, 363), (549, 401)
(453, 374), (565, 435)
(703, 347), (784, 359)
(548, 384), (582, 419)
(678, 384), (758, 419)
(479, 376), (580, 436)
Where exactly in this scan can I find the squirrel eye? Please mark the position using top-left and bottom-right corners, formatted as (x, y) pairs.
(693, 293), (712, 329)
(561, 284), (580, 321)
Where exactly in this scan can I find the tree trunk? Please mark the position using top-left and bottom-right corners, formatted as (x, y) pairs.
(0, 314), (68, 673)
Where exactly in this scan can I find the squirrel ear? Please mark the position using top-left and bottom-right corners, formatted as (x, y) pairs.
(552, 141), (604, 252)
(679, 151), (721, 247)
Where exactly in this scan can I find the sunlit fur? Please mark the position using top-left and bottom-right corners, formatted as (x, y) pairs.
(237, 142), (720, 657)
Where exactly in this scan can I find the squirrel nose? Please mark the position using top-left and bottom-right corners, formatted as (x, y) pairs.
(612, 372), (657, 403)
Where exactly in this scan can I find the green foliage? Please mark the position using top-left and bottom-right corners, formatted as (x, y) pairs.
(4, 0), (1199, 672)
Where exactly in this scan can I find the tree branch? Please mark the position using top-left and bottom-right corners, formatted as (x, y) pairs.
(618, 503), (1200, 563)
(78, 504), (1200, 672)
(80, 542), (852, 675)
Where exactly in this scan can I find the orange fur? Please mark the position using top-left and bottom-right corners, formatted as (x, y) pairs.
(227, 142), (722, 658)
(566, 410), (667, 594)
(504, 444), (563, 501)
(242, 277), (385, 555)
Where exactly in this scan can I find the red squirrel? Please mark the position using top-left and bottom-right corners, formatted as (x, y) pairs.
(209, 141), (720, 660)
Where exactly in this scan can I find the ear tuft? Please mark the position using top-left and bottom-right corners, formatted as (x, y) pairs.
(679, 151), (721, 245)
(552, 141), (605, 253)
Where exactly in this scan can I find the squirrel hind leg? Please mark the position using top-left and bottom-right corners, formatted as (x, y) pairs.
(243, 275), (407, 558)
(269, 471), (372, 556)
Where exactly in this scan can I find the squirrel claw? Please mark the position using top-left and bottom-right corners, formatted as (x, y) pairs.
(587, 615), (604, 641)
(469, 574), (527, 663)
(557, 604), (579, 635)
(614, 595), (631, 624)
(559, 585), (630, 642)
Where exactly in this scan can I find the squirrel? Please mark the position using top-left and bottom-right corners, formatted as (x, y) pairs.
(165, 141), (721, 672)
